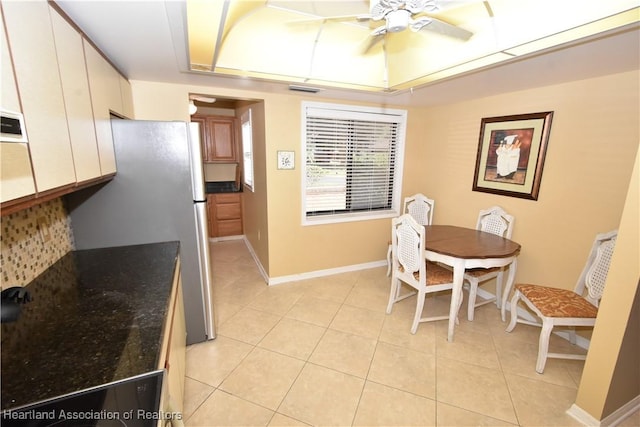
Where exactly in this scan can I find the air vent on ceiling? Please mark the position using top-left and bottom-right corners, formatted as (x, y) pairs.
(288, 85), (321, 93)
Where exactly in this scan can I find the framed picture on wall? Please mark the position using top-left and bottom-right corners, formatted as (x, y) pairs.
(472, 111), (554, 200)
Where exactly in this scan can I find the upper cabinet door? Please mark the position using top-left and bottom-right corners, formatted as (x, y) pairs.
(3, 0), (76, 192)
(0, 10), (19, 114)
(0, 8), (36, 203)
(50, 9), (101, 183)
(205, 117), (238, 162)
(84, 40), (120, 175)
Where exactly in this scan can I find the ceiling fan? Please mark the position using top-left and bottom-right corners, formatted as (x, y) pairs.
(368, 0), (472, 38)
(290, 0), (475, 53)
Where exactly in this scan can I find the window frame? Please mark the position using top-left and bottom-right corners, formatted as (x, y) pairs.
(301, 101), (407, 226)
(241, 108), (254, 192)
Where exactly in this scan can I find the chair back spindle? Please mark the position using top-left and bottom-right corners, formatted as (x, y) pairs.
(403, 193), (434, 226)
(476, 206), (514, 238)
(583, 235), (616, 306)
(396, 222), (422, 274)
(386, 193), (434, 277)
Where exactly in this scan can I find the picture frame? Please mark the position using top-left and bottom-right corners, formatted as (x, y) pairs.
(472, 111), (553, 200)
(277, 150), (295, 170)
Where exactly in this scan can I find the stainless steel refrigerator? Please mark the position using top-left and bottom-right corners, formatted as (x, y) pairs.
(66, 120), (215, 345)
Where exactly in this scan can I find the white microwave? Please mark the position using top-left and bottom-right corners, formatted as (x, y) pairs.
(1, 109), (28, 143)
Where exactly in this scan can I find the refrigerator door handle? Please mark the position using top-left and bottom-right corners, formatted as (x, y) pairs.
(188, 122), (206, 201)
(194, 202), (215, 339)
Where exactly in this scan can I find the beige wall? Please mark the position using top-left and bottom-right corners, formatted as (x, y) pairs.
(258, 94), (406, 277)
(236, 101), (270, 274)
(131, 72), (638, 285)
(130, 80), (413, 278)
(409, 70), (639, 290)
(130, 72), (639, 422)
(575, 149), (640, 420)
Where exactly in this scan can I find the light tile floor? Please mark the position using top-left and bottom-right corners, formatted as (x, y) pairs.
(183, 240), (640, 427)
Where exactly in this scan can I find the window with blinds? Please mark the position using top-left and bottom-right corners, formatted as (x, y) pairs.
(302, 102), (407, 224)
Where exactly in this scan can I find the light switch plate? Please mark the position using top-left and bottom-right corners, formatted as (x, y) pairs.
(277, 150), (295, 170)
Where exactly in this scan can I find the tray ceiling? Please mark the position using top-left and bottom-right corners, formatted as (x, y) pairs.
(186, 0), (639, 93)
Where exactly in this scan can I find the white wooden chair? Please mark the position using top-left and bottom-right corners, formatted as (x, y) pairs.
(506, 230), (617, 373)
(386, 214), (457, 334)
(464, 206), (515, 321)
(386, 193), (434, 276)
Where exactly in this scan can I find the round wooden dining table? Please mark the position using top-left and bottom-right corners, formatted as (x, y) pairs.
(424, 225), (521, 342)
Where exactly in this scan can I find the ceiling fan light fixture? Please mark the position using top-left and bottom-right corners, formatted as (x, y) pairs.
(386, 9), (410, 33)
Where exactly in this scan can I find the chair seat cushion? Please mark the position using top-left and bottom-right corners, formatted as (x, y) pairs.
(410, 261), (454, 285)
(515, 284), (598, 318)
(464, 267), (501, 278)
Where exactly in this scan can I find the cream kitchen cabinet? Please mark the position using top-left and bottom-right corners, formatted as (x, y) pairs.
(0, 11), (35, 203)
(1, 0), (132, 209)
(50, 10), (102, 183)
(0, 144), (36, 204)
(84, 40), (121, 175)
(2, 0), (76, 193)
(158, 259), (187, 422)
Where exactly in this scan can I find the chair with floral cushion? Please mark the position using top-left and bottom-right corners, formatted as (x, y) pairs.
(386, 193), (435, 276)
(387, 214), (457, 334)
(464, 206), (515, 321)
(506, 230), (617, 373)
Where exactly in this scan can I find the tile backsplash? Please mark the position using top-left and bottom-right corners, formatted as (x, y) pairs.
(1, 198), (73, 288)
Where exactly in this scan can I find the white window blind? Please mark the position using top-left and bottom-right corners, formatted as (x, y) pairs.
(302, 102), (406, 223)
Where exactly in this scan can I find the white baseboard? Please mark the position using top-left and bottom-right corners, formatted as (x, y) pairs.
(601, 395), (640, 426)
(567, 395), (640, 426)
(241, 236), (269, 284)
(267, 259), (387, 286)
(210, 235), (244, 242)
(240, 238), (387, 286)
(567, 404), (601, 426)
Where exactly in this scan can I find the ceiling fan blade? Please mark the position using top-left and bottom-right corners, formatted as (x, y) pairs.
(429, 0), (486, 12)
(414, 16), (473, 40)
(361, 31), (386, 54)
(287, 14), (372, 26)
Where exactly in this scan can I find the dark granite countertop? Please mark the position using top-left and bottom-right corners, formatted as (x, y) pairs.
(0, 241), (180, 411)
(205, 181), (242, 193)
